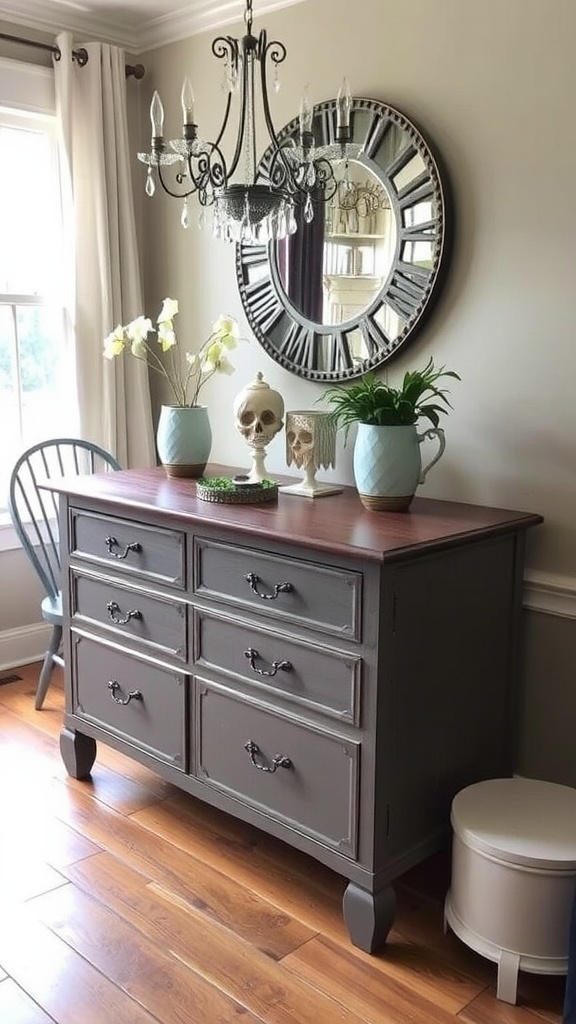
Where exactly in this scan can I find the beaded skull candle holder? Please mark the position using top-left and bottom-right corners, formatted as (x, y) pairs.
(280, 409), (343, 498)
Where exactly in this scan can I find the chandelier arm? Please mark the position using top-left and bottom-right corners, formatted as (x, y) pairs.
(156, 162), (197, 200)
(156, 145), (228, 203)
(259, 34), (286, 151)
(258, 34), (293, 190)
(224, 31), (254, 182)
(211, 35), (238, 152)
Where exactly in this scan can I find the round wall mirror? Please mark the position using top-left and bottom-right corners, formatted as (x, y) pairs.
(236, 97), (451, 382)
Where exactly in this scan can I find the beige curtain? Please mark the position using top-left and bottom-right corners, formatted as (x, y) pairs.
(54, 32), (155, 467)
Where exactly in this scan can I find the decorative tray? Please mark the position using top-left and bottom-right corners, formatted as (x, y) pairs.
(196, 476), (278, 504)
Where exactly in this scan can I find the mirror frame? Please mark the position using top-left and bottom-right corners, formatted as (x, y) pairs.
(235, 96), (451, 382)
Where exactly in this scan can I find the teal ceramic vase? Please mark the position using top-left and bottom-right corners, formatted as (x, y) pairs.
(353, 423), (446, 512)
(156, 405), (212, 478)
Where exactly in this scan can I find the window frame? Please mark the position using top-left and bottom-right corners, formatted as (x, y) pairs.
(0, 57), (65, 549)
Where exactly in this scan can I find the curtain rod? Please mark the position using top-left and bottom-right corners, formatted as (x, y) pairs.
(0, 31), (145, 79)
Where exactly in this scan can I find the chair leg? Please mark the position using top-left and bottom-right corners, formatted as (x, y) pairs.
(36, 624), (63, 710)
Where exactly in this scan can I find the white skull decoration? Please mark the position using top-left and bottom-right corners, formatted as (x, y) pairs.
(233, 372), (284, 450)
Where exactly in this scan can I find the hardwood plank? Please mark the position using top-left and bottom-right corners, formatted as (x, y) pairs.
(28, 882), (291, 1024)
(459, 986), (562, 1023)
(53, 785), (315, 957)
(0, 905), (159, 1024)
(33, 862), (370, 1024)
(0, 859), (66, 907)
(65, 847), (313, 958)
(130, 794), (348, 941)
(0, 977), (57, 1024)
(285, 930), (486, 1019)
(0, 669), (565, 1024)
(0, 699), (173, 816)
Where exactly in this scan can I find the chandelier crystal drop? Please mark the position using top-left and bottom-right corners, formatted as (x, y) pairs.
(137, 0), (353, 243)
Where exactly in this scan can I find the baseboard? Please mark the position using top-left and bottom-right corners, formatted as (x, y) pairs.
(523, 570), (576, 620)
(0, 623), (50, 673)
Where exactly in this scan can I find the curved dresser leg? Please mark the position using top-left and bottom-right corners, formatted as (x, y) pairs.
(60, 727), (97, 780)
(342, 881), (397, 953)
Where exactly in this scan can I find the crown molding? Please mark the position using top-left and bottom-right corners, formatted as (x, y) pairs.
(138, 0), (307, 52)
(0, 0), (308, 53)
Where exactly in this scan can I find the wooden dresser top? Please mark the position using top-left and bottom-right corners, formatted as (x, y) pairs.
(49, 465), (543, 563)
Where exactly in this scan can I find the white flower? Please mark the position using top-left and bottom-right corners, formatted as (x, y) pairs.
(212, 314), (239, 349)
(158, 297), (179, 323)
(103, 325), (125, 359)
(214, 352), (235, 376)
(130, 337), (147, 358)
(203, 340), (235, 374)
(125, 315), (153, 344)
(103, 297), (240, 407)
(157, 322), (177, 352)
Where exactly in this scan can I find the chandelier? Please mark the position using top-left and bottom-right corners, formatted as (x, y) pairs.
(138, 0), (353, 244)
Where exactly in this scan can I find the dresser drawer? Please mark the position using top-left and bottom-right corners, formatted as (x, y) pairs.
(71, 571), (187, 661)
(194, 538), (361, 640)
(193, 680), (359, 857)
(70, 510), (185, 588)
(194, 610), (360, 722)
(71, 635), (186, 769)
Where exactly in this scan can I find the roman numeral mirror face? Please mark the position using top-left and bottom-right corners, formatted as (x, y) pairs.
(235, 97), (451, 382)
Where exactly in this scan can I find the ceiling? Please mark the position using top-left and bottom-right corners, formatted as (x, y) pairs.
(0, 0), (308, 52)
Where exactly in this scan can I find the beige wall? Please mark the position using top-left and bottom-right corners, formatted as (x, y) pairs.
(139, 0), (575, 577)
(138, 0), (576, 783)
(2, 1), (576, 784)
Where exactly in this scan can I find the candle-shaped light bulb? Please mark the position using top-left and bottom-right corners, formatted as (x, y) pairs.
(336, 76), (352, 132)
(299, 85), (313, 137)
(150, 90), (165, 137)
(181, 76), (195, 125)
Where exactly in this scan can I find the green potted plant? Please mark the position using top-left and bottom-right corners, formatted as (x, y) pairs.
(322, 358), (460, 512)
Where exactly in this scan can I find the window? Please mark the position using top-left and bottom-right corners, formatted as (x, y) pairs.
(0, 63), (78, 523)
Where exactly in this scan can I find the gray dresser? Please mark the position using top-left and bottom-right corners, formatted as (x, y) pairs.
(52, 466), (542, 952)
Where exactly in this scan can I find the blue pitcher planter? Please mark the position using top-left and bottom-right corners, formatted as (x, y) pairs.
(353, 423), (446, 512)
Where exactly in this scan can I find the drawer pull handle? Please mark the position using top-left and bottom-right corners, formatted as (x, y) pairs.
(244, 647), (292, 677)
(107, 680), (143, 705)
(106, 601), (142, 626)
(244, 740), (292, 773)
(244, 572), (292, 600)
(105, 536), (141, 560)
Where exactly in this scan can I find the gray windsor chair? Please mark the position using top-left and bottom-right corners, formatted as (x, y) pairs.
(8, 438), (121, 709)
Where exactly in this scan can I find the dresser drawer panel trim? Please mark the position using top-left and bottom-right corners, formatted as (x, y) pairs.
(192, 679), (359, 858)
(194, 538), (362, 641)
(71, 634), (187, 770)
(193, 609), (361, 723)
(71, 570), (187, 662)
(70, 510), (186, 588)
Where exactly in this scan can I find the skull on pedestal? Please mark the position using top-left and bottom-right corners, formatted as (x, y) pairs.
(233, 372), (284, 481)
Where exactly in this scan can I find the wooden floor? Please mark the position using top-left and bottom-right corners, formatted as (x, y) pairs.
(0, 663), (566, 1024)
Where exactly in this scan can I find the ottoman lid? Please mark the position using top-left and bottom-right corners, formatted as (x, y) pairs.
(451, 778), (576, 870)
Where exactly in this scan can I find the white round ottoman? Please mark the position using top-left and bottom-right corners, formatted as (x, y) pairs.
(444, 777), (576, 1004)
